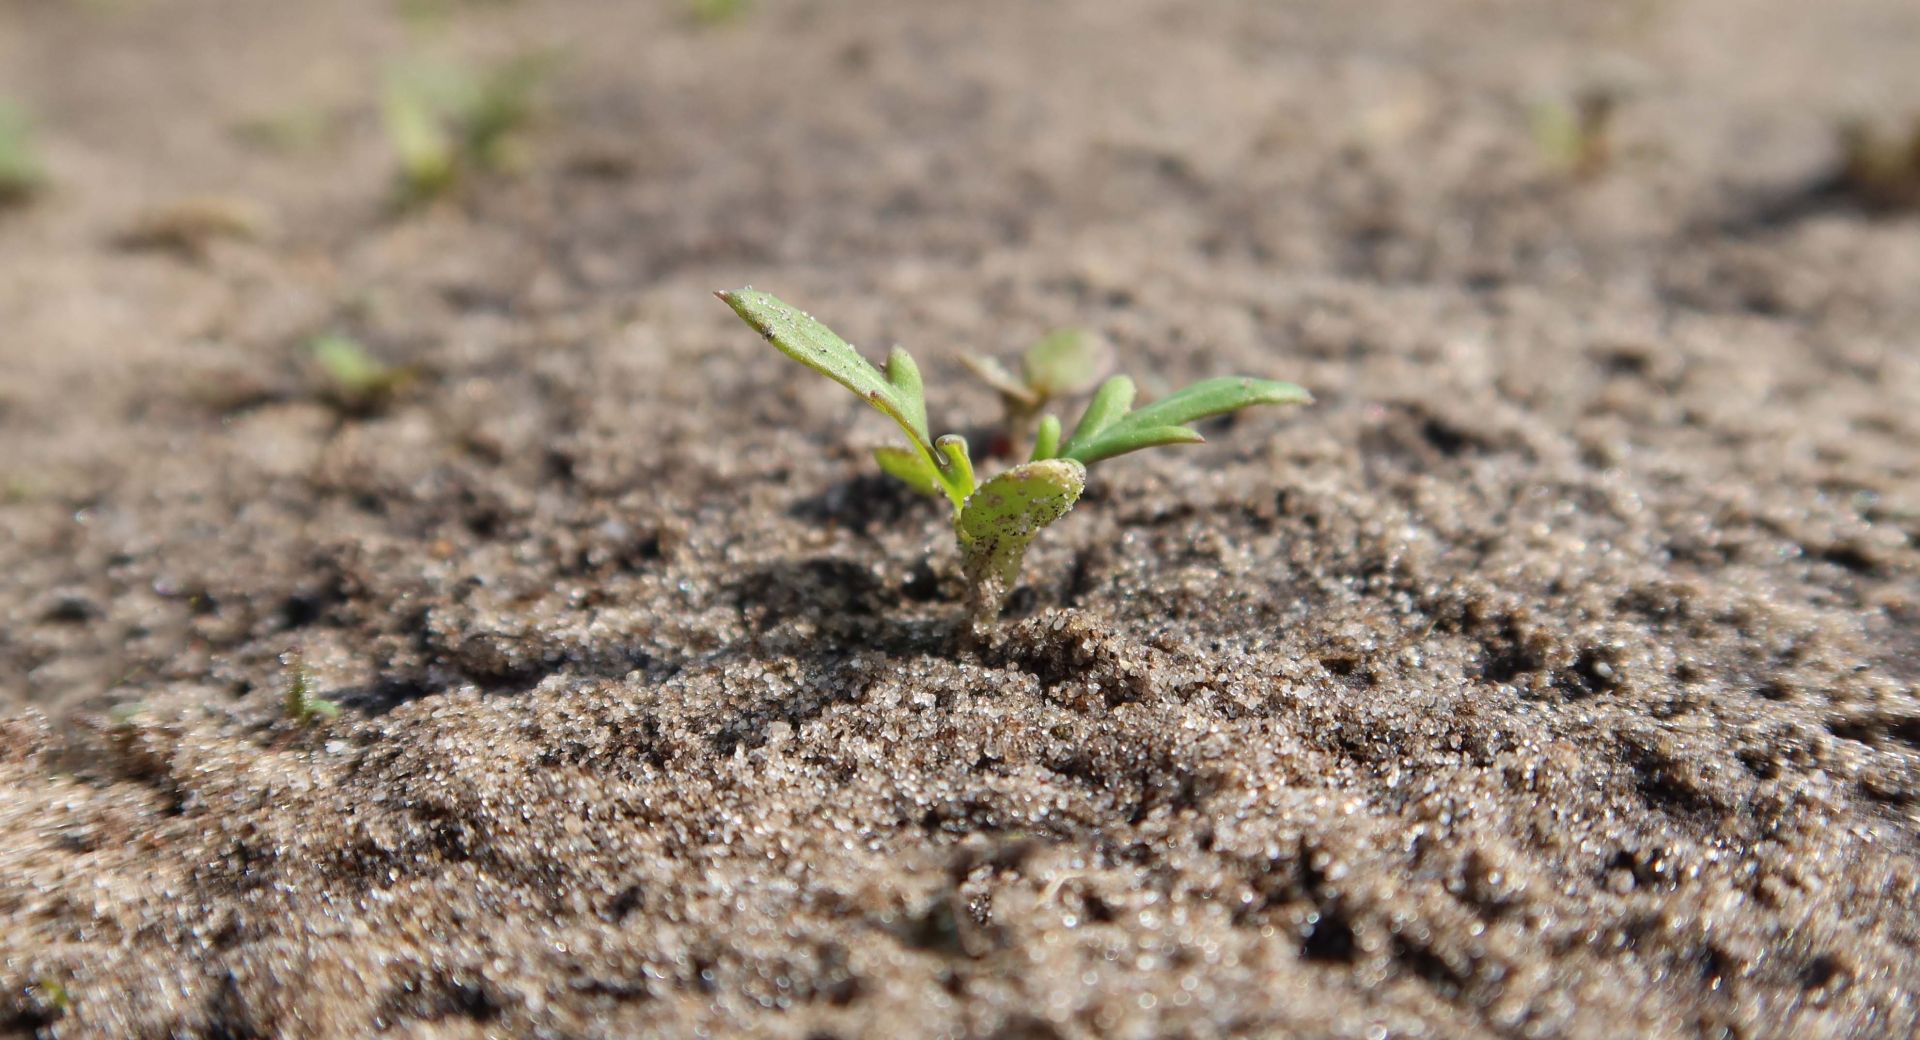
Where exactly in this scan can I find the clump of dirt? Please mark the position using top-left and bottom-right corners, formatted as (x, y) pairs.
(2, 1), (1917, 1038)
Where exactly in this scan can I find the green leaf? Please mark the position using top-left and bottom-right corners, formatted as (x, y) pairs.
(717, 288), (934, 449)
(885, 347), (929, 441)
(283, 650), (340, 725)
(874, 446), (942, 497)
(1062, 375), (1136, 450)
(1022, 329), (1109, 398)
(935, 435), (976, 498)
(310, 334), (414, 413)
(0, 102), (45, 203)
(718, 288), (978, 511)
(1061, 376), (1311, 465)
(957, 459), (1085, 625)
(383, 75), (457, 199)
(1030, 414), (1062, 461)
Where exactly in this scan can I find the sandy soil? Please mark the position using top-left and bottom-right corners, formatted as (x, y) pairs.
(3, 1), (1919, 1037)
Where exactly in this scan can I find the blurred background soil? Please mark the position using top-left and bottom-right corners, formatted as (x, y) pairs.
(2, 1), (1918, 1037)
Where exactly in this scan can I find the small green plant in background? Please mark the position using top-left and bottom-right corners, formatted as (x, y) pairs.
(718, 289), (1311, 626)
(309, 333), (415, 415)
(282, 649), (339, 725)
(22, 977), (74, 1024)
(1530, 87), (1619, 179)
(1836, 115), (1920, 211)
(688, 0), (751, 25)
(383, 50), (558, 205)
(962, 328), (1113, 447)
(32, 979), (72, 1013)
(0, 101), (46, 206)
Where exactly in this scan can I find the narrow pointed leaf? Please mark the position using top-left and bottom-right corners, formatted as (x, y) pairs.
(1062, 375), (1136, 454)
(874, 446), (943, 497)
(958, 459), (1085, 625)
(1084, 425), (1204, 457)
(1030, 414), (1062, 461)
(1063, 376), (1310, 465)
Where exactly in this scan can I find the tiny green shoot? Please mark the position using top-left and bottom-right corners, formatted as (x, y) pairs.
(309, 333), (414, 415)
(0, 101), (46, 206)
(962, 328), (1112, 440)
(718, 288), (1311, 625)
(282, 648), (339, 725)
(30, 978), (72, 1017)
(1531, 88), (1618, 179)
(688, 0), (751, 25)
(384, 51), (558, 205)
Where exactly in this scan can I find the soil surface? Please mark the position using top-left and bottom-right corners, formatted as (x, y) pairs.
(4, 1), (1919, 1038)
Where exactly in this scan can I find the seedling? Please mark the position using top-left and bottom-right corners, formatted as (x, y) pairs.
(0, 101), (45, 206)
(688, 0), (751, 25)
(282, 649), (339, 725)
(33, 979), (72, 1012)
(1836, 115), (1920, 211)
(23, 977), (73, 1024)
(383, 51), (557, 205)
(309, 333), (414, 415)
(962, 328), (1112, 445)
(718, 289), (1311, 625)
(1530, 88), (1619, 179)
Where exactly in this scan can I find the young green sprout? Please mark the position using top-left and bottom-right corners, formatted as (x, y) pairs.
(0, 101), (46, 206)
(28, 978), (72, 1020)
(718, 289), (1312, 626)
(1530, 88), (1619, 179)
(309, 333), (415, 415)
(383, 51), (557, 205)
(282, 648), (340, 725)
(688, 0), (751, 24)
(962, 328), (1113, 446)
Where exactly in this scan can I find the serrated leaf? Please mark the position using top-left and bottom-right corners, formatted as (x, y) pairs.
(957, 459), (1085, 624)
(1061, 376), (1310, 465)
(874, 446), (943, 497)
(1022, 329), (1110, 398)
